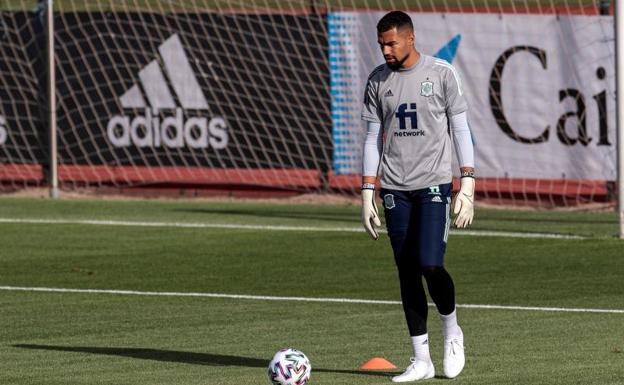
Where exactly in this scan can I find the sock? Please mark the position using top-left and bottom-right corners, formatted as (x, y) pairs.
(411, 333), (432, 363)
(439, 309), (462, 340)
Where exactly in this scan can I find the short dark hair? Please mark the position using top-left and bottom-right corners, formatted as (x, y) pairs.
(377, 11), (413, 34)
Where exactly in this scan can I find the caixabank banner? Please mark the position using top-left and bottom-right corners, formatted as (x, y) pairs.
(330, 12), (616, 182)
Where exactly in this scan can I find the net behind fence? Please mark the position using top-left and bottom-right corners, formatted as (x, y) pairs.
(0, 0), (617, 207)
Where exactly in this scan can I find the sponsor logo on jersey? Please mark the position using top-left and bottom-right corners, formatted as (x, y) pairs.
(0, 115), (7, 145)
(107, 34), (228, 149)
(394, 102), (425, 137)
(395, 103), (417, 129)
(394, 130), (425, 137)
(384, 89), (394, 97)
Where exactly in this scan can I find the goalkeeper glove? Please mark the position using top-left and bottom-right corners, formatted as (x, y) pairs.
(361, 188), (381, 240)
(453, 177), (475, 228)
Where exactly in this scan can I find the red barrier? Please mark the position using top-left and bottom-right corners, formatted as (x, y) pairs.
(58, 165), (321, 189)
(0, 164), (43, 182)
(1, 164), (614, 205)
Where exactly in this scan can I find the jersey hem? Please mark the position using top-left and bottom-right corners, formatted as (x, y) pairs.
(380, 179), (453, 192)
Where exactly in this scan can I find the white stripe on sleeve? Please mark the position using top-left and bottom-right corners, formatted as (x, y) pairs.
(434, 59), (463, 96)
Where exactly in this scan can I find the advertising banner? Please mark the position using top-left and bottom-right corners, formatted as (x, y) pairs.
(0, 11), (46, 178)
(53, 12), (330, 174)
(330, 12), (616, 181)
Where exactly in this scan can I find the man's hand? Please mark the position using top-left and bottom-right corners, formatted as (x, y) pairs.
(361, 188), (382, 240)
(453, 177), (475, 228)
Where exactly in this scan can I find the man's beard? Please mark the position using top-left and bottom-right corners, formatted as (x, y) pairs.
(386, 52), (410, 70)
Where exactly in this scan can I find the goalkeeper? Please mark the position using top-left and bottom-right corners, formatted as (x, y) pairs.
(360, 11), (475, 382)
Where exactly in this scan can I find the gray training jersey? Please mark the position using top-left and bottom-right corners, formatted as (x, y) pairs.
(361, 54), (467, 191)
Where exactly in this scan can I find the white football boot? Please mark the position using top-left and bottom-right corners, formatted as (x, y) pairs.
(391, 358), (435, 382)
(443, 329), (465, 378)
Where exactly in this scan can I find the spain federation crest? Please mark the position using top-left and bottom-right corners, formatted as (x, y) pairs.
(421, 81), (434, 97)
(383, 194), (396, 210)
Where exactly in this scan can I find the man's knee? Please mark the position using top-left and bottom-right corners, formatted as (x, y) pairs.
(421, 265), (447, 280)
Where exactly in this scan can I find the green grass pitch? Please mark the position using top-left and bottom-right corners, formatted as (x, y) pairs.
(0, 197), (623, 385)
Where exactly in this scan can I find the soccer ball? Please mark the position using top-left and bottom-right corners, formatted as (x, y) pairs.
(267, 348), (311, 385)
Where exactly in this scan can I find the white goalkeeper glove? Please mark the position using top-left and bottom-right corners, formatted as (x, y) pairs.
(453, 177), (475, 228)
(361, 188), (381, 240)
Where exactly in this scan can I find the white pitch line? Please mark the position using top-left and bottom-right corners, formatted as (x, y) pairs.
(1, 286), (622, 314)
(0, 218), (363, 233)
(0, 218), (585, 239)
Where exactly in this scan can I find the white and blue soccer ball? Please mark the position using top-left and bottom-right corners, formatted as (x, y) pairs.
(267, 348), (311, 385)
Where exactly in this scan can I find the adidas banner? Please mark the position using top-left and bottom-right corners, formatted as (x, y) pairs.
(0, 11), (46, 169)
(330, 12), (616, 181)
(53, 12), (330, 171)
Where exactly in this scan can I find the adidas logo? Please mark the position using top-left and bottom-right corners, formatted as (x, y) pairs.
(106, 34), (228, 149)
(0, 115), (7, 145)
(431, 196), (443, 203)
(384, 89), (394, 97)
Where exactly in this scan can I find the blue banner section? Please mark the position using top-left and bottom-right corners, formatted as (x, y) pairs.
(328, 13), (360, 175)
(434, 34), (461, 63)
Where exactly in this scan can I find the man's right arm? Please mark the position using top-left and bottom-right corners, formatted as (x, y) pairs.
(360, 76), (383, 239)
(362, 121), (382, 182)
(361, 121), (383, 240)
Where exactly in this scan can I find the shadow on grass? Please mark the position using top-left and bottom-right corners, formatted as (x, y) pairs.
(13, 344), (394, 378)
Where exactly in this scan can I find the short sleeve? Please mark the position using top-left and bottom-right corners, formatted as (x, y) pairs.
(443, 64), (468, 116)
(361, 78), (381, 123)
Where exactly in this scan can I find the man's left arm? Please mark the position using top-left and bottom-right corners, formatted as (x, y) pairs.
(442, 62), (475, 228)
(450, 111), (475, 228)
